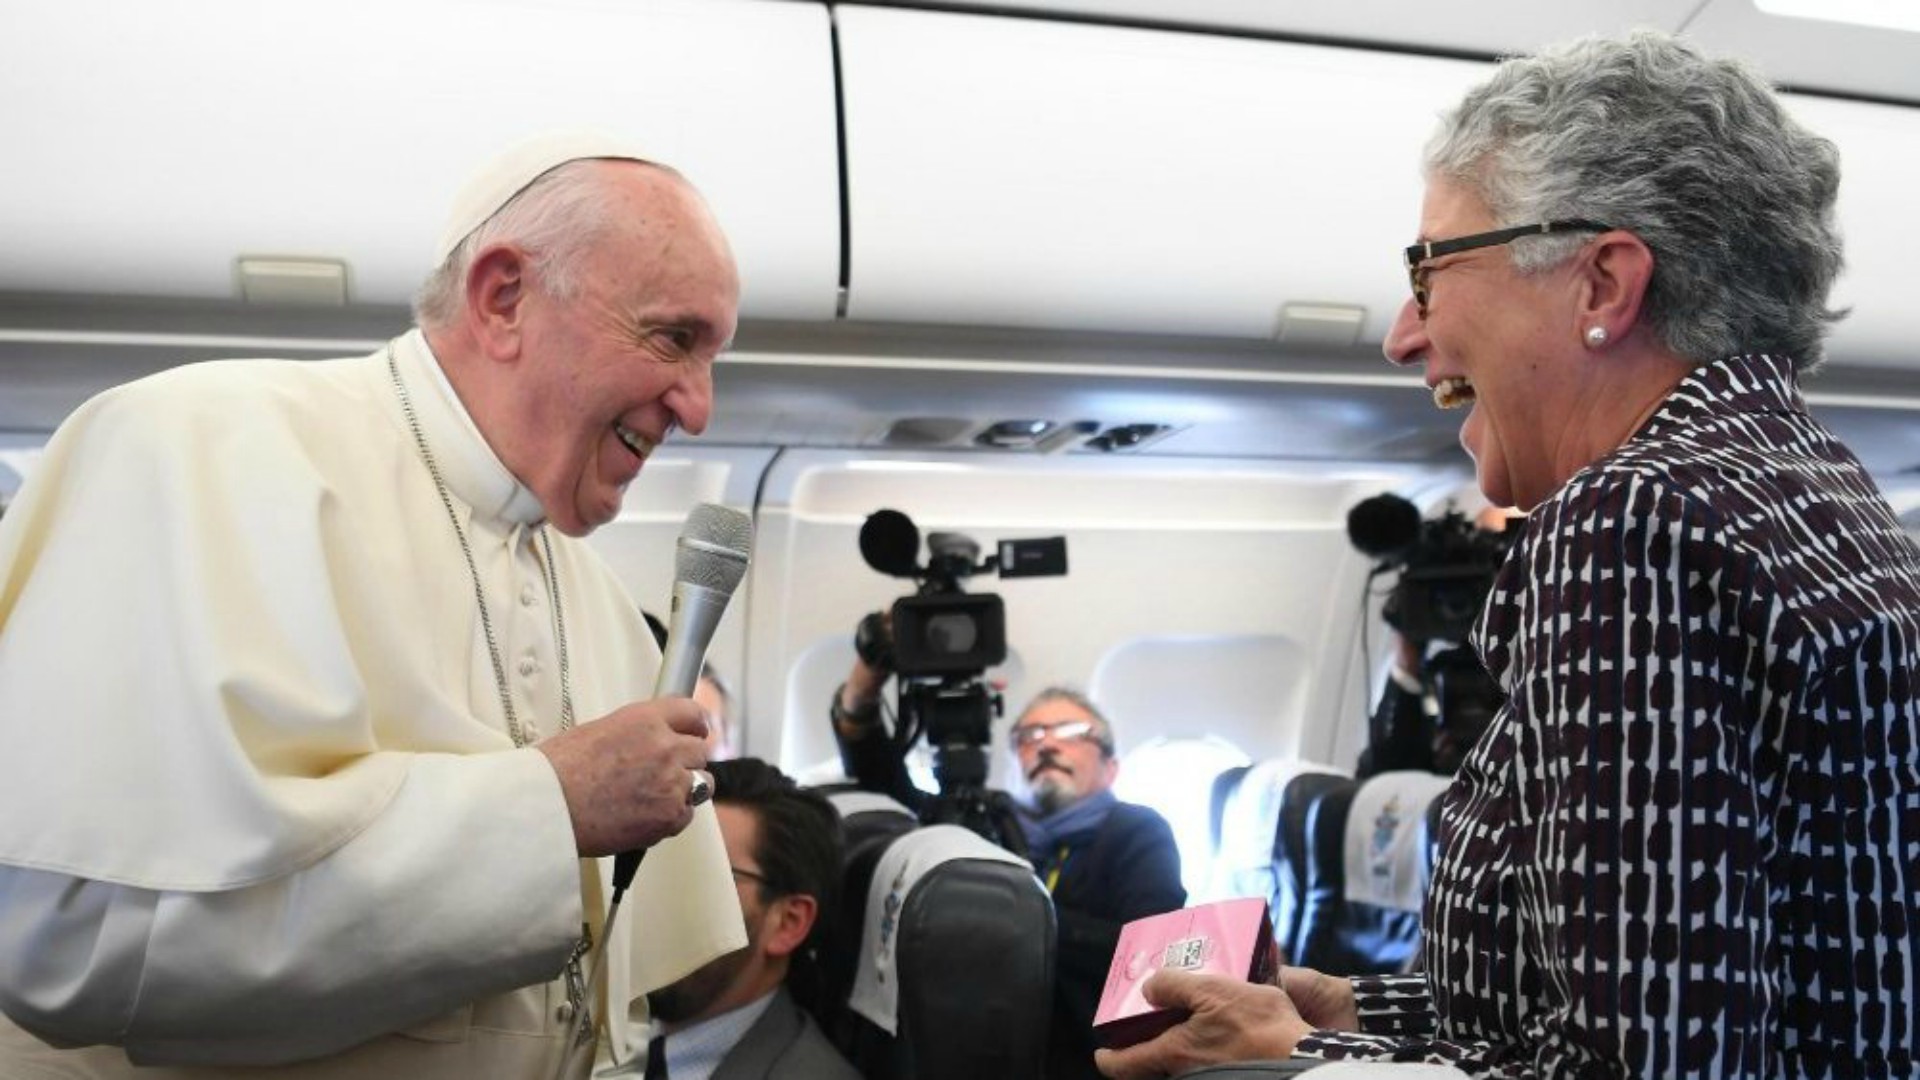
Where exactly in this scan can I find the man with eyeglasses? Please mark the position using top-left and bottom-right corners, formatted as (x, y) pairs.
(832, 666), (1185, 1080)
(637, 758), (858, 1080)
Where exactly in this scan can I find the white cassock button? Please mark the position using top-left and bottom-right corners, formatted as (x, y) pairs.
(518, 657), (537, 677)
(521, 586), (537, 607)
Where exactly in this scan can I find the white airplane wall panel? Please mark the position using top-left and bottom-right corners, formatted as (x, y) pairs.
(0, 0), (842, 320)
(1091, 634), (1309, 760)
(583, 447), (777, 730)
(836, 7), (1491, 342)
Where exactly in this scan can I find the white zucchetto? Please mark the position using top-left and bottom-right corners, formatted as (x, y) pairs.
(432, 129), (655, 264)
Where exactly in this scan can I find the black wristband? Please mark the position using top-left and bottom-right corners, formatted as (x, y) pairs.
(831, 683), (882, 729)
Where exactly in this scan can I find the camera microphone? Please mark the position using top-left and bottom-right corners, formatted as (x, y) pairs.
(1346, 493), (1422, 560)
(613, 503), (754, 898)
(859, 508), (922, 576)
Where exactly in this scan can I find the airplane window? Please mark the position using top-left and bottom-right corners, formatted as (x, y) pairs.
(1114, 735), (1252, 897)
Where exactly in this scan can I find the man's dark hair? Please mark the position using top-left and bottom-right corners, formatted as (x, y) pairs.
(710, 758), (843, 942)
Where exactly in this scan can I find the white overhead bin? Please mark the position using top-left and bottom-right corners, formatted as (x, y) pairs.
(0, 0), (842, 320)
(1774, 93), (1920, 369)
(835, 5), (1491, 343)
(834, 5), (1920, 368)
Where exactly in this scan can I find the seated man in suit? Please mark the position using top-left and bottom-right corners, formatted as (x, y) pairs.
(641, 759), (858, 1080)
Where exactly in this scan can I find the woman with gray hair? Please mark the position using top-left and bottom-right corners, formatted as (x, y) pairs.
(1098, 31), (1919, 1080)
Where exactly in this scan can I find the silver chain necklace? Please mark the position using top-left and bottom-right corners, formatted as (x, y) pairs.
(387, 348), (574, 746)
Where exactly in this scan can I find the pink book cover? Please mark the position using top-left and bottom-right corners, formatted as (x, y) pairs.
(1092, 897), (1278, 1049)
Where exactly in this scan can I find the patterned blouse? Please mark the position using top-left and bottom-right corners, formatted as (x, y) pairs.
(1296, 354), (1920, 1078)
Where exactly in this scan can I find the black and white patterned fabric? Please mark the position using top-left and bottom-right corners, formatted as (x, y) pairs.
(1295, 354), (1920, 1078)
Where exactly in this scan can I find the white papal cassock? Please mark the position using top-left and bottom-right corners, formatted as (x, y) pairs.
(0, 330), (745, 1078)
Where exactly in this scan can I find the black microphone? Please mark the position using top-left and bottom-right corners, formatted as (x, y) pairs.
(613, 503), (754, 897)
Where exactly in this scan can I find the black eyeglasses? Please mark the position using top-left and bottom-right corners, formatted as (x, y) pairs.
(1403, 220), (1613, 318)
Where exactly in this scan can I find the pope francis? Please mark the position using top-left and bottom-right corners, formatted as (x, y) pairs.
(0, 133), (749, 1078)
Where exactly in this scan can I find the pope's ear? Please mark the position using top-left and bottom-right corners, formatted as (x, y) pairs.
(463, 244), (531, 363)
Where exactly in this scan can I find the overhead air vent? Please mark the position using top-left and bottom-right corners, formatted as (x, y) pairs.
(974, 419), (1054, 449)
(1083, 423), (1176, 453)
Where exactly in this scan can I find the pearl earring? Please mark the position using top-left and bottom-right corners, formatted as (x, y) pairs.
(1585, 326), (1609, 347)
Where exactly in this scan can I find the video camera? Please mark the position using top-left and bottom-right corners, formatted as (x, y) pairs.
(1346, 492), (1515, 774)
(858, 509), (1067, 851)
(1345, 493), (1514, 645)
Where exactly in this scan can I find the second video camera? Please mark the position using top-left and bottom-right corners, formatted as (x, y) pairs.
(1345, 492), (1515, 644)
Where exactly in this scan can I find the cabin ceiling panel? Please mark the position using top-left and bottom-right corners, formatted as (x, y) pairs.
(1686, 0), (1920, 103)
(0, 0), (842, 319)
(837, 6), (1491, 342)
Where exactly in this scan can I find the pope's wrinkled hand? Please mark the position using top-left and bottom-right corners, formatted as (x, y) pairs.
(536, 697), (710, 856)
(1093, 968), (1312, 1080)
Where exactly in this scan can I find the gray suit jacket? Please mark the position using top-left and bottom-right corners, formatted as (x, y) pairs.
(711, 987), (860, 1080)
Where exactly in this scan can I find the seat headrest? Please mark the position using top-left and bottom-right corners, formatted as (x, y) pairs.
(843, 825), (1053, 1080)
(1340, 771), (1453, 913)
(1205, 759), (1348, 903)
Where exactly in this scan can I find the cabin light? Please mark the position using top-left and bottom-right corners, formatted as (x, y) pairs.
(235, 257), (350, 307)
(1752, 0), (1920, 32)
(1274, 302), (1365, 349)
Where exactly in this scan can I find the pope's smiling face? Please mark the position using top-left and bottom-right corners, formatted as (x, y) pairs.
(506, 164), (739, 536)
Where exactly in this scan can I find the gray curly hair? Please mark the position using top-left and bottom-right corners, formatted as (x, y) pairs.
(1426, 31), (1845, 370)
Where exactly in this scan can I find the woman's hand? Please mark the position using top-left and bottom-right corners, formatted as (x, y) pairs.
(1093, 970), (1313, 1080)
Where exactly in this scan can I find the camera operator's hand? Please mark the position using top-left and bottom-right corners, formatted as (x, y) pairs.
(1391, 631), (1425, 691)
(835, 610), (893, 741)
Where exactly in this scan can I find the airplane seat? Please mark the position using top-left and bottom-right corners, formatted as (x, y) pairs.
(1207, 760), (1350, 964)
(1292, 770), (1452, 975)
(1425, 792), (1447, 874)
(828, 821), (1055, 1080)
(1207, 765), (1252, 855)
(814, 789), (920, 1037)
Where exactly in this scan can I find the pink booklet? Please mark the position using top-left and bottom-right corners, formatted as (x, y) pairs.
(1092, 897), (1278, 1049)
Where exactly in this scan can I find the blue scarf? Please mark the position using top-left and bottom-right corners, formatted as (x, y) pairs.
(1015, 788), (1119, 864)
